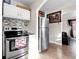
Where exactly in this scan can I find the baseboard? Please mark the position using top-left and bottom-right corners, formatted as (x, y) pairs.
(49, 41), (62, 45)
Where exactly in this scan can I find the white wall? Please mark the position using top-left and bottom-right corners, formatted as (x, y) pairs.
(61, 4), (76, 37)
(46, 10), (62, 44)
(49, 23), (61, 43)
(47, 6), (76, 44)
(62, 10), (76, 36)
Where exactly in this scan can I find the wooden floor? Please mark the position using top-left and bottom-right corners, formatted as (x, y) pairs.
(38, 41), (76, 59)
(27, 40), (76, 59)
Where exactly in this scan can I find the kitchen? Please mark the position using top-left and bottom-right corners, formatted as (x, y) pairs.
(2, 0), (47, 59)
(2, 0), (76, 59)
(2, 0), (35, 59)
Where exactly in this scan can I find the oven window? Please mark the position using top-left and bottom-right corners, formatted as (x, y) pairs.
(9, 37), (28, 52)
(9, 40), (16, 51)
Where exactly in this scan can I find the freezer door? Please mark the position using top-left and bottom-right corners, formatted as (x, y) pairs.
(38, 17), (42, 28)
(41, 28), (49, 51)
(38, 17), (49, 28)
(41, 18), (49, 28)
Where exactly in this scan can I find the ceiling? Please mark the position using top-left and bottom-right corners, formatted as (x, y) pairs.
(14, 0), (36, 6)
(14, 0), (76, 12)
(40, 0), (76, 13)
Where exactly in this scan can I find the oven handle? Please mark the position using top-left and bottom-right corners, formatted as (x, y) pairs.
(6, 36), (29, 41)
(7, 39), (15, 41)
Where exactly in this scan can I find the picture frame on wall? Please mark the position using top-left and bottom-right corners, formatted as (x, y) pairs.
(47, 11), (61, 23)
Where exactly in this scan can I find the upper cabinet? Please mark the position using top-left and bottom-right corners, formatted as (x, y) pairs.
(3, 3), (30, 20)
(3, 3), (17, 18)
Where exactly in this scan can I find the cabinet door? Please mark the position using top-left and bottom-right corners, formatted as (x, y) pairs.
(3, 3), (17, 18)
(3, 3), (30, 20)
(17, 7), (30, 20)
(16, 7), (23, 19)
(22, 9), (30, 20)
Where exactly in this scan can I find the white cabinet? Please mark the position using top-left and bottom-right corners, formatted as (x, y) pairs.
(16, 7), (30, 20)
(3, 3), (30, 20)
(22, 9), (30, 20)
(3, 3), (17, 18)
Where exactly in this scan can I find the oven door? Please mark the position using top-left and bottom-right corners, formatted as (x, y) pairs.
(6, 36), (28, 59)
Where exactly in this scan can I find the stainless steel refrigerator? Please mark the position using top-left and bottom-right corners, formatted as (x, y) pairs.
(38, 16), (49, 52)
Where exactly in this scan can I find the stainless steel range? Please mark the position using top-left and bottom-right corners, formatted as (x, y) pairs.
(3, 27), (29, 59)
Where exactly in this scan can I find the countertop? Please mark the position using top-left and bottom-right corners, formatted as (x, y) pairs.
(28, 33), (35, 35)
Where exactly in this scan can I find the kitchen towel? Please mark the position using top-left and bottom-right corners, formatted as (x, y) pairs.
(15, 37), (27, 48)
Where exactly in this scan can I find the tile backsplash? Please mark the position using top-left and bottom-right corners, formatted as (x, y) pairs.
(2, 17), (29, 31)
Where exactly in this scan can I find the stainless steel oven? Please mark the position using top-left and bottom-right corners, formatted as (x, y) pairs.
(4, 31), (29, 59)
